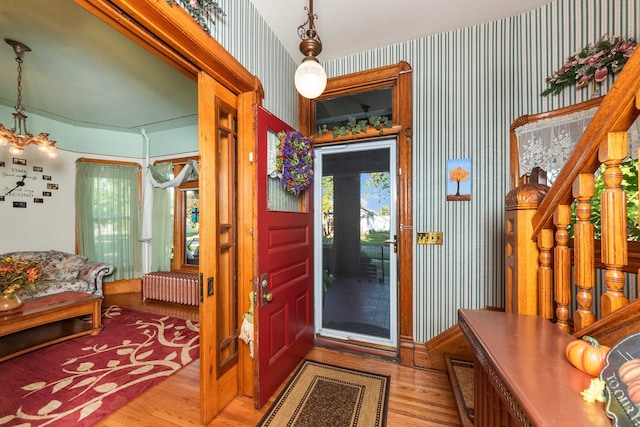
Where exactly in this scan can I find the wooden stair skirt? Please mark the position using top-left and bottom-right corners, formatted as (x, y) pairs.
(444, 353), (474, 427)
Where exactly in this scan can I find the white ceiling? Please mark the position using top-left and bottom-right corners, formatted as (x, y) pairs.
(252, 0), (551, 62)
(0, 0), (551, 136)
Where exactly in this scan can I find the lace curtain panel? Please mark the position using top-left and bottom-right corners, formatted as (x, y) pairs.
(516, 107), (640, 184)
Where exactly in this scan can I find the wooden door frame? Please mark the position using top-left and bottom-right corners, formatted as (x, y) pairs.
(298, 62), (415, 366)
(75, 0), (262, 423)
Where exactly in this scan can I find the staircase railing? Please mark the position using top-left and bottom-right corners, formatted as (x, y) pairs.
(506, 47), (640, 334)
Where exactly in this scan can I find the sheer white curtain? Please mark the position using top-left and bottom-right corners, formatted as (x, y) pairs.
(516, 107), (640, 184)
(148, 163), (174, 272)
(76, 162), (142, 281)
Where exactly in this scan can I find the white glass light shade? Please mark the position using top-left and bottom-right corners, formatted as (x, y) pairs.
(294, 59), (327, 99)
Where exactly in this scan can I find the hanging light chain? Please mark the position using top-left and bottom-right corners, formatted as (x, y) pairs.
(15, 54), (24, 115)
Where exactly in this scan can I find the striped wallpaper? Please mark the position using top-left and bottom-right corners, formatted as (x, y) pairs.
(188, 0), (640, 341)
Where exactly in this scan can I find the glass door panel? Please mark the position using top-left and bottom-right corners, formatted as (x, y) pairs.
(314, 139), (397, 346)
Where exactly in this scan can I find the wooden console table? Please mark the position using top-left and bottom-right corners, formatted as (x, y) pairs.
(458, 309), (611, 426)
(0, 291), (102, 362)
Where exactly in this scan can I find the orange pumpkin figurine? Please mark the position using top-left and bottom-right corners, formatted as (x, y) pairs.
(565, 335), (611, 377)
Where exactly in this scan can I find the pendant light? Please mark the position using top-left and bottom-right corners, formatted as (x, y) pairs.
(294, 0), (327, 99)
(0, 39), (57, 158)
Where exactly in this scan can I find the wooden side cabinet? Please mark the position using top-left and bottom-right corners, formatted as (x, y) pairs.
(458, 309), (611, 426)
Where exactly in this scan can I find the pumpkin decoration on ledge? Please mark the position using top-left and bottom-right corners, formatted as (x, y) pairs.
(565, 335), (610, 377)
(275, 130), (314, 196)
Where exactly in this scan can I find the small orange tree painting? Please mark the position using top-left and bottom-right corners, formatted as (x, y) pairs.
(447, 159), (471, 201)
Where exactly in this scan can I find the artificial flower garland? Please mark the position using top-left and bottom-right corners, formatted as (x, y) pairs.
(541, 35), (637, 96)
(166, 0), (225, 32)
(275, 130), (314, 196)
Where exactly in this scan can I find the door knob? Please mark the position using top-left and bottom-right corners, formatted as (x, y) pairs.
(260, 273), (272, 305)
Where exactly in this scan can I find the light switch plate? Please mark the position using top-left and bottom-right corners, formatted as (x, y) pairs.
(417, 231), (443, 245)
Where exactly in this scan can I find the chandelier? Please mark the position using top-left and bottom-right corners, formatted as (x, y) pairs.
(294, 0), (327, 99)
(0, 39), (57, 158)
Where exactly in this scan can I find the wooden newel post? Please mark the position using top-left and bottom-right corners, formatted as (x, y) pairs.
(599, 131), (630, 316)
(505, 183), (550, 315)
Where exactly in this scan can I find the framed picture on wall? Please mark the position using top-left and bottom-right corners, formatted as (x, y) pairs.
(446, 158), (472, 201)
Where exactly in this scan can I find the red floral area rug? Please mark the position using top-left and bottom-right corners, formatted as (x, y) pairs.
(0, 305), (199, 426)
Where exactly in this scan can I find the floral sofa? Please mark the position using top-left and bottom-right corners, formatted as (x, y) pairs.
(1, 250), (114, 298)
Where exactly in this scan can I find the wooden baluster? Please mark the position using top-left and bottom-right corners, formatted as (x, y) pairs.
(572, 173), (596, 330)
(537, 226), (554, 320)
(554, 204), (572, 332)
(599, 131), (630, 316)
(504, 183), (549, 315)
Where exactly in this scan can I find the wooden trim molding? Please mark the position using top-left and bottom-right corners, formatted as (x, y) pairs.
(74, 0), (199, 80)
(298, 62), (412, 137)
(71, 0), (265, 422)
(75, 0), (263, 96)
(299, 62), (415, 365)
(103, 278), (142, 295)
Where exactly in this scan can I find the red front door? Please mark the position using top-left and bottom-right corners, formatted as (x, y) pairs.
(255, 106), (314, 408)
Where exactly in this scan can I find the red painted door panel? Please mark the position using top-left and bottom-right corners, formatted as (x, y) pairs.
(256, 106), (314, 408)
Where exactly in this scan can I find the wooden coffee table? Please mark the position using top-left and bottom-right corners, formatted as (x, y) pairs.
(0, 291), (103, 362)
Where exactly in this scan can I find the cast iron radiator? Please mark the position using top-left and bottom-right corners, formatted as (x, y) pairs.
(142, 272), (200, 306)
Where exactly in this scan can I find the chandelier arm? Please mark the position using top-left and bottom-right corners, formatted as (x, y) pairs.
(297, 9), (311, 40)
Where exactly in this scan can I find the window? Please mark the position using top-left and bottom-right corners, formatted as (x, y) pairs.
(182, 189), (200, 267)
(75, 160), (142, 281)
(144, 157), (198, 272)
(315, 87), (393, 133)
(170, 158), (199, 272)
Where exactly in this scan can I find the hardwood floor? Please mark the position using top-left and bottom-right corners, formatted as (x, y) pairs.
(98, 293), (462, 426)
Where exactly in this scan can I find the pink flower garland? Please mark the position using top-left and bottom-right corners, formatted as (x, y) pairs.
(541, 35), (637, 96)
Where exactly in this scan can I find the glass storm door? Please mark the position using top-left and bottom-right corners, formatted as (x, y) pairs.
(314, 139), (398, 347)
